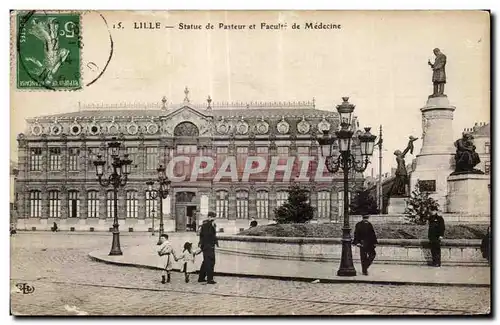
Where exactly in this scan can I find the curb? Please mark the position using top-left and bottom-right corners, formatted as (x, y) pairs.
(88, 251), (490, 288)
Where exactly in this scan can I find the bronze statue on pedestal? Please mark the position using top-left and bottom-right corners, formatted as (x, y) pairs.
(428, 48), (447, 98)
(390, 136), (419, 197)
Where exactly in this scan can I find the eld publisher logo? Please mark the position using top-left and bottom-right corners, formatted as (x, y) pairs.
(16, 283), (35, 294)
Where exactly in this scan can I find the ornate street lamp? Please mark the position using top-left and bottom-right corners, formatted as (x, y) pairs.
(146, 164), (172, 245)
(317, 97), (377, 276)
(94, 138), (133, 256)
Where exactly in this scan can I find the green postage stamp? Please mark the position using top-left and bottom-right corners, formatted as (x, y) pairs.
(16, 12), (81, 90)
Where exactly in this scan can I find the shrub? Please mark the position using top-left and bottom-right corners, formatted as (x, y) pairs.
(274, 184), (315, 224)
(350, 190), (379, 215)
(404, 181), (440, 225)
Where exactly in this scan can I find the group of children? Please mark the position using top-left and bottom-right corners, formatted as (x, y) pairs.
(157, 234), (202, 284)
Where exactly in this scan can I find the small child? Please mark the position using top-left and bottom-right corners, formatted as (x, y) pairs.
(175, 242), (202, 283)
(157, 234), (176, 284)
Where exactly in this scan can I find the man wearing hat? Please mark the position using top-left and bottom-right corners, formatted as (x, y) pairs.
(353, 214), (378, 275)
(197, 211), (218, 284)
(428, 208), (445, 267)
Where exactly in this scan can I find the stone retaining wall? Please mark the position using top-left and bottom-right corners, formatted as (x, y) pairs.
(217, 235), (488, 266)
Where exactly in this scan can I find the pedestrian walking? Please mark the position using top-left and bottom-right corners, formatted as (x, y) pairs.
(353, 214), (378, 275)
(51, 222), (58, 232)
(157, 234), (177, 284)
(176, 242), (202, 283)
(428, 209), (445, 267)
(198, 211), (219, 284)
(481, 226), (491, 265)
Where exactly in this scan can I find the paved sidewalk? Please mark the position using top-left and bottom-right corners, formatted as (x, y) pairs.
(89, 233), (490, 287)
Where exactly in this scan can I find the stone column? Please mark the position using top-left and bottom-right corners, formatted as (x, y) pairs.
(80, 187), (88, 220)
(269, 186), (276, 220)
(138, 187), (146, 220)
(60, 187), (68, 219)
(309, 186), (318, 219)
(17, 191), (25, 219)
(99, 188), (107, 219)
(118, 188), (126, 220)
(248, 185), (257, 219)
(41, 186), (48, 219)
(208, 188), (216, 214)
(330, 187), (338, 222)
(228, 185), (236, 220)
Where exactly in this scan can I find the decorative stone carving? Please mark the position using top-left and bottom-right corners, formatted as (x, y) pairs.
(147, 122), (159, 135)
(236, 118), (249, 135)
(127, 118), (139, 135)
(50, 122), (63, 136)
(70, 118), (82, 136)
(297, 116), (311, 134)
(255, 117), (269, 135)
(216, 118), (230, 135)
(276, 116), (290, 134)
(107, 117), (120, 135)
(88, 117), (101, 136)
(174, 121), (199, 137)
(317, 116), (331, 133)
(30, 119), (43, 136)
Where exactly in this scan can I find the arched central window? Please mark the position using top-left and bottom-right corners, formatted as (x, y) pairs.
(215, 190), (229, 219)
(174, 121), (199, 137)
(236, 191), (249, 219)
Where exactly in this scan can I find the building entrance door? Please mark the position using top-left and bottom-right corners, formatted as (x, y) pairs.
(174, 191), (196, 232)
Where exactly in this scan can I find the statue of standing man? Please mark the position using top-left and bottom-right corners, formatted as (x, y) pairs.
(428, 48), (447, 98)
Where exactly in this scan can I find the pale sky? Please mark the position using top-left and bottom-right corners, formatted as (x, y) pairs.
(10, 10), (490, 177)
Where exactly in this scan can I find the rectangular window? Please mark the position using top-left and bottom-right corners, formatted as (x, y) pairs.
(30, 148), (42, 171)
(216, 147), (228, 170)
(126, 147), (138, 170)
(237, 147), (248, 173)
(68, 191), (80, 218)
(29, 191), (41, 217)
(107, 191), (115, 219)
(277, 147), (289, 156)
(48, 191), (60, 218)
(146, 147), (158, 170)
(215, 191), (229, 218)
(485, 142), (490, 154)
(236, 191), (249, 219)
(145, 190), (158, 218)
(88, 147), (100, 168)
(126, 191), (139, 218)
(256, 191), (269, 219)
(297, 146), (309, 155)
(276, 191), (289, 207)
(87, 191), (99, 218)
(317, 191), (331, 219)
(485, 161), (490, 175)
(257, 147), (269, 154)
(68, 147), (79, 171)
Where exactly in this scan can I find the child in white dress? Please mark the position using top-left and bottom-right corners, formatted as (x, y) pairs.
(175, 242), (202, 283)
(157, 234), (177, 284)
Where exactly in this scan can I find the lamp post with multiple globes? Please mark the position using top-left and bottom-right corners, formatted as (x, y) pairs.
(93, 138), (133, 256)
(146, 165), (172, 245)
(317, 97), (377, 276)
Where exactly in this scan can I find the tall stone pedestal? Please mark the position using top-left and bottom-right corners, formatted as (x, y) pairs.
(447, 174), (490, 215)
(410, 96), (456, 211)
(387, 197), (408, 214)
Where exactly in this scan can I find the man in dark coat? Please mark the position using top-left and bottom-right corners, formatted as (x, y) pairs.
(353, 215), (378, 275)
(481, 226), (491, 265)
(197, 211), (218, 284)
(428, 48), (447, 97)
(428, 209), (445, 267)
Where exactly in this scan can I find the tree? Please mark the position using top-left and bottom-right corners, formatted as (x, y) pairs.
(404, 181), (440, 225)
(350, 190), (379, 215)
(274, 184), (315, 224)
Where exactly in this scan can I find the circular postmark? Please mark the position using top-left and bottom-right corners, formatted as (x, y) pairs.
(16, 10), (114, 91)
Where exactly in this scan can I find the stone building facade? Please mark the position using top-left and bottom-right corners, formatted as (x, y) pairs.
(15, 90), (364, 233)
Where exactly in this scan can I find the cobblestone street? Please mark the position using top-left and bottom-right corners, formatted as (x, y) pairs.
(10, 232), (491, 316)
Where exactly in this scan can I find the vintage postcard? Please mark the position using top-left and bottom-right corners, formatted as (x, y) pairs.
(9, 10), (491, 316)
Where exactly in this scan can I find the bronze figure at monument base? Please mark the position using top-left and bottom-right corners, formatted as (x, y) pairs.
(450, 133), (484, 176)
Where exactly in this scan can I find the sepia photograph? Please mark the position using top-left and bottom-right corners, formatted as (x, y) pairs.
(9, 9), (491, 316)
